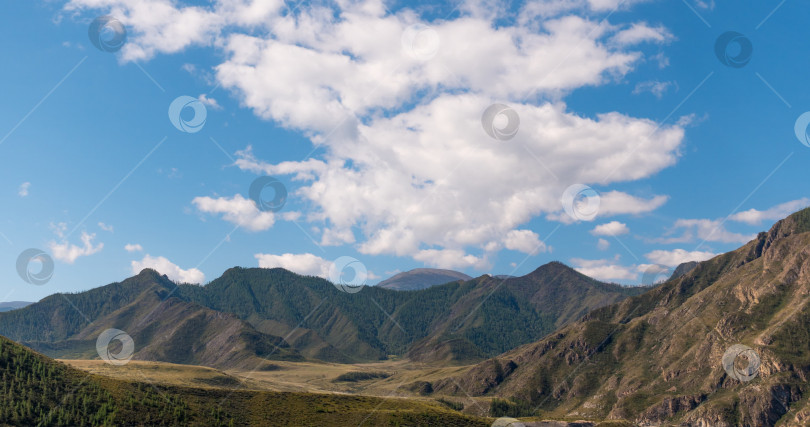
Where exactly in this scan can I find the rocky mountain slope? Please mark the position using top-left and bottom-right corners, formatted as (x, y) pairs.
(433, 208), (810, 426)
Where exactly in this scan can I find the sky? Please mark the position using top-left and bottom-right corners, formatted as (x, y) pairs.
(1, 0), (809, 302)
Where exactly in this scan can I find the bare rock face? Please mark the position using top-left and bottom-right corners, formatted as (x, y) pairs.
(432, 208), (810, 426)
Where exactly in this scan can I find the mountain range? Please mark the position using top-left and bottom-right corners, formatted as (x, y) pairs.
(0, 261), (647, 368)
(431, 207), (810, 426)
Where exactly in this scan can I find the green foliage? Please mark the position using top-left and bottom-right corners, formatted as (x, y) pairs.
(331, 371), (391, 382)
(489, 398), (536, 417)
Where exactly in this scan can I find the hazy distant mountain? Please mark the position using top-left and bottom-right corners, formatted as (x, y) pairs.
(0, 301), (32, 312)
(433, 208), (810, 426)
(0, 260), (649, 368)
(376, 268), (472, 291)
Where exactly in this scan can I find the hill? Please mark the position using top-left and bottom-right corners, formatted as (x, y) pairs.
(376, 268), (472, 291)
(0, 270), (300, 370)
(432, 208), (810, 426)
(0, 262), (647, 367)
(0, 334), (489, 426)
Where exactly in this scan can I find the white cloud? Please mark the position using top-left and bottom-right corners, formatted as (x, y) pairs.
(98, 222), (114, 232)
(198, 93), (222, 110)
(124, 243), (143, 252)
(67, 0), (684, 269)
(49, 232), (104, 264)
(503, 229), (547, 255)
(571, 257), (637, 281)
(730, 198), (810, 225)
(644, 248), (717, 267)
(611, 23), (673, 46)
(18, 182), (30, 197)
(413, 249), (488, 270)
(597, 238), (610, 250)
(255, 252), (332, 277)
(668, 219), (755, 244)
(192, 194), (275, 231)
(131, 254), (205, 284)
(633, 80), (676, 99)
(591, 221), (629, 236)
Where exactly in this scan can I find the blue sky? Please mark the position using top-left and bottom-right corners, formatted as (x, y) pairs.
(1, 0), (809, 302)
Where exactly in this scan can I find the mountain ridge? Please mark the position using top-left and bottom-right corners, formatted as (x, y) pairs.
(0, 261), (647, 368)
(431, 207), (810, 426)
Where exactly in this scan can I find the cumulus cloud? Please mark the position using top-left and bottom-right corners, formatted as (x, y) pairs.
(124, 243), (143, 252)
(665, 219), (756, 244)
(131, 254), (205, 283)
(503, 229), (547, 255)
(192, 194), (275, 231)
(67, 0), (685, 269)
(49, 232), (104, 264)
(571, 257), (638, 281)
(730, 198), (810, 225)
(597, 238), (610, 250)
(98, 222), (114, 232)
(644, 248), (717, 267)
(591, 221), (629, 236)
(255, 252), (332, 277)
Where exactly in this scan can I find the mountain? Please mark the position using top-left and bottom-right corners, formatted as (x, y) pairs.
(432, 208), (810, 426)
(0, 262), (646, 367)
(0, 334), (488, 426)
(0, 301), (32, 312)
(0, 270), (300, 370)
(376, 268), (472, 291)
(670, 261), (699, 280)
